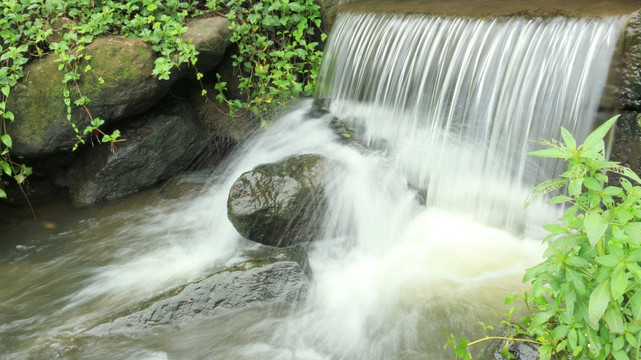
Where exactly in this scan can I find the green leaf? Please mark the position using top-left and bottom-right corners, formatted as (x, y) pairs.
(568, 328), (578, 349)
(539, 345), (553, 360)
(453, 338), (471, 360)
(584, 211), (608, 247)
(595, 255), (620, 267)
(586, 328), (602, 355)
(588, 279), (611, 329)
(0, 161), (11, 176)
(628, 291), (641, 321)
(566, 267), (586, 294)
(610, 264), (629, 300)
(561, 126), (577, 150)
(604, 306), (624, 334)
(551, 324), (569, 339)
(583, 115), (618, 152)
(630, 247), (641, 262)
(583, 176), (603, 191)
(0, 187), (5, 198)
(547, 195), (572, 204)
(528, 147), (570, 158)
(1, 134), (12, 148)
(3, 110), (14, 122)
(612, 350), (630, 360)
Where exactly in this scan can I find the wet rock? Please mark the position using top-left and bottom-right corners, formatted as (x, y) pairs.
(317, 0), (351, 32)
(67, 98), (208, 206)
(480, 333), (540, 360)
(86, 245), (311, 335)
(619, 10), (641, 111)
(227, 154), (330, 247)
(6, 36), (171, 157)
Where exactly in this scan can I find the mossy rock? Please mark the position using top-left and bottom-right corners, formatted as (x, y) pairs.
(6, 36), (172, 157)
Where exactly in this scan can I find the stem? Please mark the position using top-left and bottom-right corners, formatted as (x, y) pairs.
(468, 336), (541, 347)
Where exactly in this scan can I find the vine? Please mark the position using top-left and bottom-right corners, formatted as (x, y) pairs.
(206, 0), (326, 127)
(0, 0), (325, 198)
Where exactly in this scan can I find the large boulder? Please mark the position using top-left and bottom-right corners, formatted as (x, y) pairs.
(86, 245), (311, 335)
(67, 98), (208, 206)
(227, 154), (330, 247)
(6, 36), (171, 157)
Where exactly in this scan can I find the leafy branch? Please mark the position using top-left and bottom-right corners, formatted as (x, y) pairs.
(445, 116), (641, 360)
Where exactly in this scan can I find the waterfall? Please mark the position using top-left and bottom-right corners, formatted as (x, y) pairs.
(0, 11), (629, 360)
(317, 13), (624, 230)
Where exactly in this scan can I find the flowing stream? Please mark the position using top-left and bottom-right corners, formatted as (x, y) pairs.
(0, 12), (625, 360)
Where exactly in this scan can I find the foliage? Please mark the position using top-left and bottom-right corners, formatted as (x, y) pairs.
(207, 0), (326, 127)
(0, 0), (202, 197)
(444, 115), (641, 359)
(0, 0), (325, 197)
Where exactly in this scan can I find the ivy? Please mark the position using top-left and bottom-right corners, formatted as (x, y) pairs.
(0, 0), (325, 198)
(208, 0), (326, 126)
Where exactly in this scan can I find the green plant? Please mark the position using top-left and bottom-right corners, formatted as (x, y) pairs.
(207, 0), (326, 126)
(0, 0), (325, 199)
(0, 0), (204, 198)
(444, 115), (641, 359)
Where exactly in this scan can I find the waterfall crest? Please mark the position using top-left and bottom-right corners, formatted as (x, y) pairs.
(317, 13), (624, 229)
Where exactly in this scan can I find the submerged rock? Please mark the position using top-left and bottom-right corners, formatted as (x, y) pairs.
(67, 98), (208, 206)
(86, 245), (311, 335)
(227, 154), (330, 247)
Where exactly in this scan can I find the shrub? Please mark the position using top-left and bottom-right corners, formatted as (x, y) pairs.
(445, 116), (641, 360)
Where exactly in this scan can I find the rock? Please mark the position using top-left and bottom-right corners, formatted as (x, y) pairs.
(191, 79), (259, 144)
(6, 36), (172, 157)
(612, 11), (641, 176)
(480, 333), (540, 360)
(67, 98), (208, 207)
(227, 154), (330, 247)
(317, 0), (351, 32)
(182, 16), (232, 74)
(86, 245), (311, 335)
(619, 10), (641, 111)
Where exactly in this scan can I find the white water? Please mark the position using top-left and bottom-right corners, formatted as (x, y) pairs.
(318, 13), (623, 230)
(0, 12), (625, 360)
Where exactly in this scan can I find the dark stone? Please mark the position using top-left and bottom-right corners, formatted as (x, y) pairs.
(6, 36), (173, 157)
(317, 0), (352, 32)
(620, 10), (641, 111)
(611, 111), (641, 176)
(85, 245), (311, 335)
(67, 98), (208, 206)
(481, 333), (541, 360)
(227, 154), (330, 247)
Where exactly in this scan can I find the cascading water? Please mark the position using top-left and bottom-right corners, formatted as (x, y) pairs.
(317, 13), (623, 231)
(0, 11), (626, 360)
